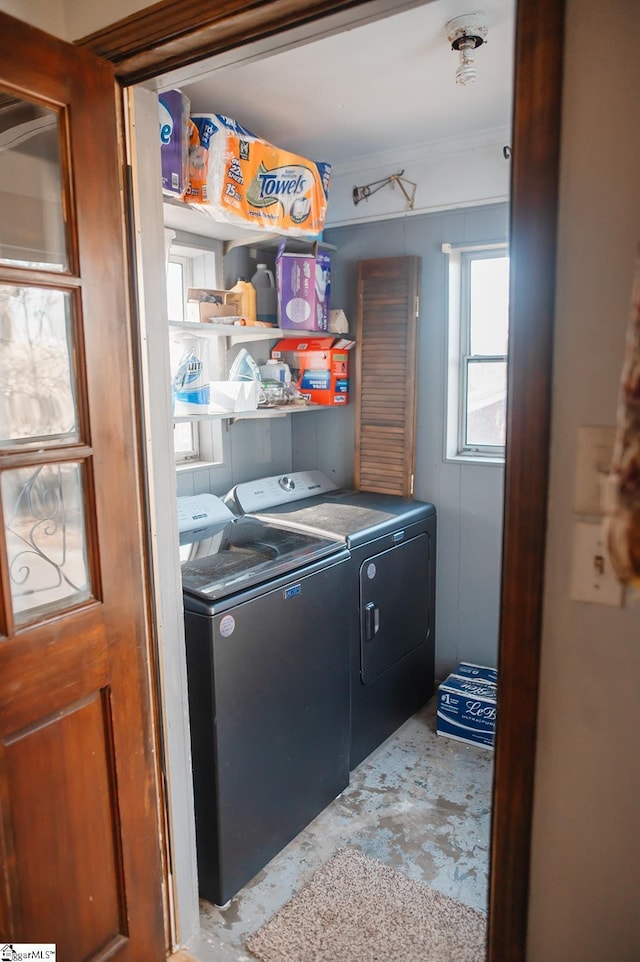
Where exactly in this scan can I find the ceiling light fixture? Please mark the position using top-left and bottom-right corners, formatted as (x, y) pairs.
(446, 14), (489, 86)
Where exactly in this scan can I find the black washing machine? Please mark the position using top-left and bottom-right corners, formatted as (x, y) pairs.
(178, 493), (351, 906)
(224, 471), (437, 769)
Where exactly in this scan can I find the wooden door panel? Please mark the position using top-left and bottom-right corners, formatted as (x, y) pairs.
(2, 691), (125, 954)
(0, 616), (107, 733)
(355, 256), (421, 497)
(0, 13), (165, 958)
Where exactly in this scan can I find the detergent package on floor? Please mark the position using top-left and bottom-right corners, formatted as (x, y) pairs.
(185, 113), (331, 237)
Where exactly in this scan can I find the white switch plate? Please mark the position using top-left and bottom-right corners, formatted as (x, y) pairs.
(574, 425), (616, 515)
(570, 520), (624, 606)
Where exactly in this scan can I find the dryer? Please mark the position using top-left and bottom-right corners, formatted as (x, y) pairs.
(225, 472), (437, 768)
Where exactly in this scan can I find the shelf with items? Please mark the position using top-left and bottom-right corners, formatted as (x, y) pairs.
(163, 197), (337, 255)
(168, 320), (339, 345)
(168, 319), (282, 346)
(173, 404), (338, 424)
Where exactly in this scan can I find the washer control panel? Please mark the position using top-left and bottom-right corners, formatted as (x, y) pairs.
(227, 470), (337, 514)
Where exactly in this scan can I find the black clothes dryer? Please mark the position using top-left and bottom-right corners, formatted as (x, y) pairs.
(225, 471), (437, 769)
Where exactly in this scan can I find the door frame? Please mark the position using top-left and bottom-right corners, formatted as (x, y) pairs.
(78, 1), (565, 959)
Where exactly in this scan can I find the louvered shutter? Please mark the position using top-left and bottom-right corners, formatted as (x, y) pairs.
(354, 256), (421, 496)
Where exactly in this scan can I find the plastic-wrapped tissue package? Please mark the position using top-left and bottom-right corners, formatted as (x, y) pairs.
(159, 90), (191, 197)
(185, 113), (331, 237)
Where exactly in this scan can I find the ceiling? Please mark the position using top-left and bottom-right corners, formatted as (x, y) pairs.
(180, 0), (515, 169)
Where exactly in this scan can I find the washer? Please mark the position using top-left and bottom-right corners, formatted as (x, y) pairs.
(225, 471), (437, 769)
(178, 493), (351, 906)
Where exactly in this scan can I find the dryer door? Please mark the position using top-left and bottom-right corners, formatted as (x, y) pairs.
(359, 532), (431, 685)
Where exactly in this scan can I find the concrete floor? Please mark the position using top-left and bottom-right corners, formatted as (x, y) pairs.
(189, 695), (493, 962)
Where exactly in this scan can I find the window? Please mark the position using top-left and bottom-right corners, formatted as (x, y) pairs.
(165, 239), (223, 465)
(444, 242), (509, 462)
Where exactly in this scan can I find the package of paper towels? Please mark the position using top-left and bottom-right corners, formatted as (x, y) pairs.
(185, 113), (331, 237)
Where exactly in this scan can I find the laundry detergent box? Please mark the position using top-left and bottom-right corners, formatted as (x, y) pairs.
(276, 241), (331, 332)
(158, 89), (191, 196)
(436, 672), (497, 750)
(271, 337), (354, 405)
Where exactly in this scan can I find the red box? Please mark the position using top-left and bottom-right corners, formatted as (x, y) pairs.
(271, 337), (354, 405)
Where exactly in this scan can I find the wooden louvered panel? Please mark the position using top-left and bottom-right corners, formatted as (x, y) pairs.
(355, 256), (421, 497)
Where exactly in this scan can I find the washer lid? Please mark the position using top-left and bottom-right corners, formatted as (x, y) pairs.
(245, 490), (436, 546)
(180, 516), (343, 601)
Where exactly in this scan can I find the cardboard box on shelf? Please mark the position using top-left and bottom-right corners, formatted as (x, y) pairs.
(436, 668), (497, 750)
(186, 288), (243, 322)
(276, 241), (331, 332)
(271, 337), (354, 405)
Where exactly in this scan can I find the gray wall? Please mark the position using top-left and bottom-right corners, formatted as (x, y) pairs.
(179, 202), (508, 678)
(324, 202), (508, 677)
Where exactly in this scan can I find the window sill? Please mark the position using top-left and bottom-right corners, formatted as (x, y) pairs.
(175, 459), (220, 473)
(444, 453), (505, 466)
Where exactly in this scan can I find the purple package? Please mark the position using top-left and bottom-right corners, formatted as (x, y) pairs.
(276, 241), (331, 332)
(159, 90), (190, 196)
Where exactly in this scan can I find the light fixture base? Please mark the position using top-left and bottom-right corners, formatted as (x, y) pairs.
(445, 14), (489, 86)
(446, 14), (489, 49)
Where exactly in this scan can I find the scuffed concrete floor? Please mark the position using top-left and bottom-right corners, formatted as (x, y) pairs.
(188, 695), (493, 961)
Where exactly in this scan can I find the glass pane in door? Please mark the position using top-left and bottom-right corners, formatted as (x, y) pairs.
(0, 284), (79, 448)
(0, 93), (67, 271)
(2, 461), (93, 626)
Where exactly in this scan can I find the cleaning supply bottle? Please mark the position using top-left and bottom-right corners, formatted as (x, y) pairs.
(251, 263), (278, 327)
(231, 276), (257, 325)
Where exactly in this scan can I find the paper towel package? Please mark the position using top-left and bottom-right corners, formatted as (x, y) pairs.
(185, 112), (331, 237)
(159, 90), (190, 197)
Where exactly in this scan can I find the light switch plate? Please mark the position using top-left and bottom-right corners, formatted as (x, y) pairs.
(570, 520), (624, 606)
(574, 426), (616, 516)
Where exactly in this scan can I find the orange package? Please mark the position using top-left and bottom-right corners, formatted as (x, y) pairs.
(185, 113), (331, 238)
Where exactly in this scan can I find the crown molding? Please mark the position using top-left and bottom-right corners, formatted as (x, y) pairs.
(330, 124), (511, 177)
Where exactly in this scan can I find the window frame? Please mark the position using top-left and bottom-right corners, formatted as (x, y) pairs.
(165, 237), (224, 467)
(444, 240), (509, 465)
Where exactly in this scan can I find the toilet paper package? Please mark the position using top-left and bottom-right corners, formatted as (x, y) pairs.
(159, 90), (191, 196)
(185, 112), (331, 237)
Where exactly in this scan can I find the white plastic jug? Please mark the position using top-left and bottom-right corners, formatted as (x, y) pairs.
(251, 263), (278, 327)
(259, 359), (291, 384)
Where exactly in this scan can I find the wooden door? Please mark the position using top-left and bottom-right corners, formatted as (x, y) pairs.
(0, 13), (166, 960)
(354, 256), (421, 497)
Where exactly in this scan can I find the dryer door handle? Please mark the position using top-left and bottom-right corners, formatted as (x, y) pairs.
(364, 602), (380, 641)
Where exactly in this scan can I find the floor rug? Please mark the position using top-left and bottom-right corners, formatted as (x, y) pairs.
(245, 846), (487, 962)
